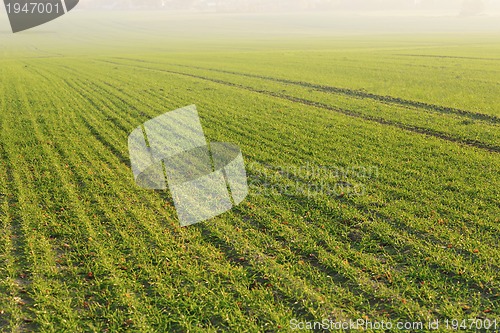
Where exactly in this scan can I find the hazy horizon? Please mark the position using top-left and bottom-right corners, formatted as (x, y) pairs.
(1, 0), (500, 54)
(73, 0), (500, 14)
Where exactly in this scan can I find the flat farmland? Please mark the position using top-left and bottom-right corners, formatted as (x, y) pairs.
(0, 11), (499, 332)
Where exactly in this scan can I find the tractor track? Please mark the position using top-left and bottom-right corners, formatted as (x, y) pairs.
(112, 57), (500, 125)
(99, 60), (500, 154)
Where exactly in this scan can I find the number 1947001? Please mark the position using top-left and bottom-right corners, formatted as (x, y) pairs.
(6, 2), (61, 14)
(444, 319), (498, 331)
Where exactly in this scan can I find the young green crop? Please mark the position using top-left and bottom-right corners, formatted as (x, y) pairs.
(0, 12), (499, 332)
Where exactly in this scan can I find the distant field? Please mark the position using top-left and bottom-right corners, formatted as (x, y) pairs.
(0, 11), (499, 332)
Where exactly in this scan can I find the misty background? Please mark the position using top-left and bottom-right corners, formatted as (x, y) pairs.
(1, 0), (500, 53)
(77, 0), (500, 16)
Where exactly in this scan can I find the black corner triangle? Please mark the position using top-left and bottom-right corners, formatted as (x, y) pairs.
(64, 0), (79, 12)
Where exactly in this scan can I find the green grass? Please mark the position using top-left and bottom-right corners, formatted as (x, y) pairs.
(0, 11), (499, 332)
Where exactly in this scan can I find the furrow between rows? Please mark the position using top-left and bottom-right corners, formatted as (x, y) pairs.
(113, 57), (500, 124)
(100, 60), (500, 154)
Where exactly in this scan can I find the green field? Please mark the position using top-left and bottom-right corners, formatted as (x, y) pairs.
(0, 11), (499, 332)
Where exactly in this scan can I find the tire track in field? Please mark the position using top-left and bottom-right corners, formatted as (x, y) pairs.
(33, 63), (406, 321)
(52, 61), (500, 269)
(48, 61), (500, 288)
(67, 56), (500, 278)
(29, 63), (498, 320)
(112, 58), (500, 125)
(80, 61), (498, 306)
(99, 60), (500, 154)
(395, 54), (500, 62)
